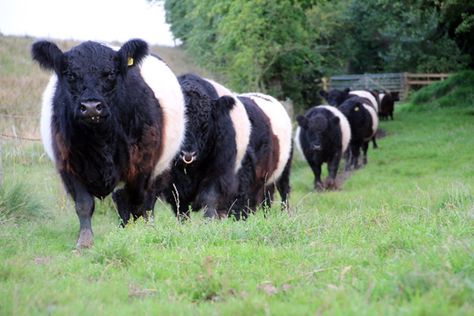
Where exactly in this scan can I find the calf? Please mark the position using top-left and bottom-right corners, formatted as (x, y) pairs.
(295, 105), (351, 190)
(379, 91), (399, 120)
(32, 39), (186, 248)
(338, 96), (379, 170)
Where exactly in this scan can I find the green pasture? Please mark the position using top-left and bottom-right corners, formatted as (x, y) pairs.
(0, 36), (473, 315)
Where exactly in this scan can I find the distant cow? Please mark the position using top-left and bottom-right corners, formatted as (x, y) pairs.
(161, 74), (242, 219)
(378, 91), (399, 120)
(320, 88), (379, 148)
(338, 96), (379, 170)
(32, 39), (186, 248)
(295, 105), (351, 190)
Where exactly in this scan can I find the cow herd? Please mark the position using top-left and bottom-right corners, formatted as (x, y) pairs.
(31, 39), (398, 249)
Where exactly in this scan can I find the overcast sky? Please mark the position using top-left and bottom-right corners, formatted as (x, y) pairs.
(0, 0), (178, 46)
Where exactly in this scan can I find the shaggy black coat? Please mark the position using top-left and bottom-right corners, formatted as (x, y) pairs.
(296, 107), (343, 191)
(161, 74), (238, 219)
(32, 39), (169, 248)
(338, 96), (376, 170)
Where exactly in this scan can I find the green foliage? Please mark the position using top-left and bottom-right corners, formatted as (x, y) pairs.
(409, 70), (474, 108)
(163, 0), (472, 112)
(344, 0), (469, 73)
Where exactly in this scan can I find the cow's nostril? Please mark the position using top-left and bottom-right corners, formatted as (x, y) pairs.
(96, 103), (103, 112)
(80, 105), (87, 113)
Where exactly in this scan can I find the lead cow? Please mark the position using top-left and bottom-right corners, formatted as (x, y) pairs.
(32, 39), (186, 248)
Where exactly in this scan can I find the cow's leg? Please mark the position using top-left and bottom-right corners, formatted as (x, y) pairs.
(344, 149), (352, 171)
(309, 160), (323, 191)
(61, 173), (95, 249)
(350, 142), (362, 169)
(372, 135), (378, 149)
(193, 184), (220, 219)
(112, 188), (131, 226)
(276, 151), (292, 211)
(362, 141), (369, 165)
(326, 153), (341, 190)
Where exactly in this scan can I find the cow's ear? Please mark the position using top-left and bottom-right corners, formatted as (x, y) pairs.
(296, 115), (308, 128)
(343, 88), (351, 93)
(319, 90), (328, 98)
(331, 116), (340, 126)
(117, 39), (149, 74)
(31, 41), (64, 73)
(215, 96), (235, 110)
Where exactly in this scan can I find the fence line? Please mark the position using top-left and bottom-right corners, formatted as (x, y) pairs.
(329, 72), (451, 99)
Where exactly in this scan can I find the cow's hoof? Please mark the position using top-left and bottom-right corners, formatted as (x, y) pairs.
(315, 182), (325, 192)
(203, 208), (218, 219)
(76, 229), (93, 249)
(325, 179), (338, 190)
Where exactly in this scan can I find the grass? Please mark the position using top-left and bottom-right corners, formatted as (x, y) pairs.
(0, 35), (473, 314)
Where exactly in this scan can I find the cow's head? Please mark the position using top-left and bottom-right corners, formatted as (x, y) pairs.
(319, 88), (350, 106)
(180, 95), (235, 166)
(297, 113), (339, 152)
(32, 39), (149, 126)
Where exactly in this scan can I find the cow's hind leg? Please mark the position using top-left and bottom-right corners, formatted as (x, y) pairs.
(276, 152), (292, 211)
(362, 141), (370, 165)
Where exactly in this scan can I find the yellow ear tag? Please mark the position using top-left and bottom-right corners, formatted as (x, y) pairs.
(354, 106), (360, 111)
(127, 57), (134, 66)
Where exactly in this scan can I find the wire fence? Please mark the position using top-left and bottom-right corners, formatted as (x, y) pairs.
(0, 112), (41, 142)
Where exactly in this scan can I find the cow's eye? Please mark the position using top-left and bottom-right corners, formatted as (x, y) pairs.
(65, 72), (77, 82)
(103, 71), (115, 81)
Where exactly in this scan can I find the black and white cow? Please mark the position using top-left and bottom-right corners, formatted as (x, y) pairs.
(32, 39), (186, 248)
(378, 91), (399, 120)
(338, 96), (379, 170)
(233, 93), (293, 218)
(320, 88), (379, 148)
(160, 74), (244, 219)
(295, 105), (351, 191)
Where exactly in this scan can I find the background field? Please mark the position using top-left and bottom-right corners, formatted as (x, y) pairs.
(0, 35), (473, 315)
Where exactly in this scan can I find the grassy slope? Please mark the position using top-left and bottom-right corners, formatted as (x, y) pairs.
(1, 36), (473, 315)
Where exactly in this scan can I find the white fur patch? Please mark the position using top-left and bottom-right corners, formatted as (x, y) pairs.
(362, 103), (379, 138)
(379, 93), (385, 103)
(350, 90), (379, 112)
(40, 74), (57, 162)
(318, 105), (351, 153)
(294, 126), (304, 159)
(139, 55), (187, 178)
(205, 79), (251, 174)
(239, 92), (292, 185)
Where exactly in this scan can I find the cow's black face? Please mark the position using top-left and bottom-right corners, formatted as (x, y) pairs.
(320, 88), (350, 107)
(62, 43), (118, 125)
(32, 39), (149, 126)
(306, 116), (329, 151)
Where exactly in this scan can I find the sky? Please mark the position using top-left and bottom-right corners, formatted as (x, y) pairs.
(0, 0), (178, 46)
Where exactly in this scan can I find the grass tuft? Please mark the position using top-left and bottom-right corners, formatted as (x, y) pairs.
(0, 181), (43, 223)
